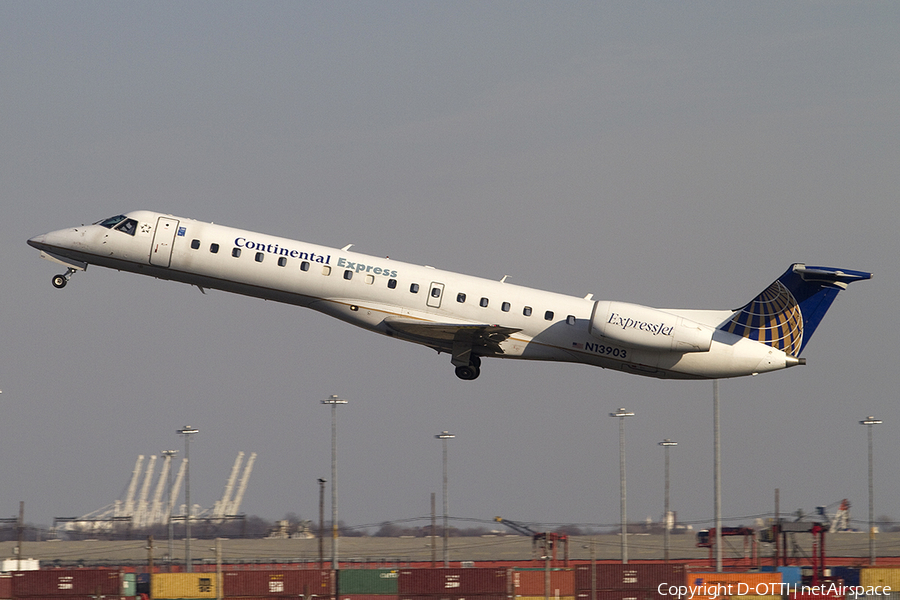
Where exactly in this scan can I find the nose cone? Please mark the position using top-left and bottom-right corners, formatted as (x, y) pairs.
(27, 233), (48, 250)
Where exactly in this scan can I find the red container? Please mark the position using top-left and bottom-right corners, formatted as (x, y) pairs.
(575, 565), (685, 591)
(399, 596), (508, 600)
(513, 569), (575, 596)
(223, 570), (332, 596)
(0, 573), (11, 600)
(577, 591), (663, 600)
(398, 568), (509, 594)
(12, 570), (123, 596)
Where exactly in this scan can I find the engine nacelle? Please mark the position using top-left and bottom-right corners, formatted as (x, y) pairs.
(590, 300), (714, 353)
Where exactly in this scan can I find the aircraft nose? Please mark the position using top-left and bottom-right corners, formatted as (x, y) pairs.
(27, 233), (47, 250)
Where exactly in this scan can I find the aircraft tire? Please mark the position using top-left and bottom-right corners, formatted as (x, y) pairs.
(52, 275), (67, 289)
(455, 365), (480, 380)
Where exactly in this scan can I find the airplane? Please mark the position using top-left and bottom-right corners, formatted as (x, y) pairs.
(28, 210), (871, 381)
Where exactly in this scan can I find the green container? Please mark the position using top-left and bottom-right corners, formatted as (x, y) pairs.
(337, 569), (400, 595)
(121, 573), (137, 596)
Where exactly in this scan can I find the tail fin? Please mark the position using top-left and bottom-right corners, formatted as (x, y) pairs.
(719, 264), (871, 356)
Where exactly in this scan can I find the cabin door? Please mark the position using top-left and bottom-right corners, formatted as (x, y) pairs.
(149, 217), (180, 267)
(427, 282), (445, 309)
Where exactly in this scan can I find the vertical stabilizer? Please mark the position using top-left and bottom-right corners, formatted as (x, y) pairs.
(720, 264), (871, 356)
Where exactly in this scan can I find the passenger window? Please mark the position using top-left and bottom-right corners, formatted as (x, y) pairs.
(523, 306), (533, 317)
(232, 248), (241, 258)
(457, 293), (466, 303)
(431, 287), (441, 298)
(322, 266), (332, 276)
(388, 278), (397, 289)
(300, 261), (310, 272)
(544, 311), (554, 321)
(567, 315), (576, 325)
(480, 297), (489, 307)
(410, 283), (420, 293)
(278, 257), (287, 267)
(501, 302), (511, 312)
(344, 270), (353, 280)
(365, 274), (375, 285)
(191, 239), (201, 250)
(255, 252), (264, 263)
(210, 243), (219, 254)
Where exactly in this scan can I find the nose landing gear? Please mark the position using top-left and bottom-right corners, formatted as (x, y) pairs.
(52, 267), (79, 289)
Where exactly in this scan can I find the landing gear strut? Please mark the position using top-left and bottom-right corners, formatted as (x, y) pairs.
(454, 355), (481, 380)
(52, 267), (78, 289)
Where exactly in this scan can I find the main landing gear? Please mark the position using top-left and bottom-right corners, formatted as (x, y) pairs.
(51, 267), (79, 289)
(454, 354), (481, 380)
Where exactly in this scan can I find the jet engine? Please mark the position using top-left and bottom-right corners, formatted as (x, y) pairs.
(590, 300), (714, 353)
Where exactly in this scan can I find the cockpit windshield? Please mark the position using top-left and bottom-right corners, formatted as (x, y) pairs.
(96, 215), (127, 228)
(95, 215), (138, 236)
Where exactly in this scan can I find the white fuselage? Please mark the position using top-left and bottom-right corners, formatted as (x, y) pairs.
(29, 210), (796, 380)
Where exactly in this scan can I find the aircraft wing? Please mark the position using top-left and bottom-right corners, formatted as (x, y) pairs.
(384, 318), (521, 355)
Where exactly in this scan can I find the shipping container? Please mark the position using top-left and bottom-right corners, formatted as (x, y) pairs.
(513, 569), (575, 596)
(517, 596), (575, 600)
(152, 573), (217, 599)
(222, 570), (332, 596)
(832, 568), (861, 588)
(121, 573), (137, 597)
(861, 568), (900, 591)
(337, 569), (400, 595)
(576, 591), (661, 600)
(684, 572), (783, 600)
(8, 597), (125, 600)
(398, 568), (509, 595)
(12, 569), (123, 596)
(575, 565), (686, 591)
(0, 573), (11, 600)
(399, 596), (507, 600)
(339, 596), (403, 600)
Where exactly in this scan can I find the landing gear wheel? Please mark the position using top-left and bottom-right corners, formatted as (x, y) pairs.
(52, 275), (67, 289)
(455, 364), (481, 380)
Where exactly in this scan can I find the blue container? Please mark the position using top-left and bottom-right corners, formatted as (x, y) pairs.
(832, 566), (861, 587)
(777, 566), (802, 586)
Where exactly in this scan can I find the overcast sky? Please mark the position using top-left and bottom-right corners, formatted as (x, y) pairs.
(2, 2), (898, 546)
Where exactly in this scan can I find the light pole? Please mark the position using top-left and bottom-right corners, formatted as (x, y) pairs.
(322, 395), (347, 571)
(435, 431), (455, 567)
(161, 449), (178, 570)
(860, 416), (882, 565)
(609, 409), (634, 564)
(177, 426), (198, 572)
(658, 439), (677, 563)
(317, 478), (326, 570)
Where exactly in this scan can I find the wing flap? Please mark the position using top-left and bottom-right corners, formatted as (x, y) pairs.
(384, 318), (521, 354)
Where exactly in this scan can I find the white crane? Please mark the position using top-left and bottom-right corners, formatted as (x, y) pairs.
(134, 455), (157, 527)
(120, 455), (144, 519)
(228, 452), (256, 515)
(213, 452), (245, 520)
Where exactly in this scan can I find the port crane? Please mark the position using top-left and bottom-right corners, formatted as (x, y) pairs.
(494, 516), (569, 566)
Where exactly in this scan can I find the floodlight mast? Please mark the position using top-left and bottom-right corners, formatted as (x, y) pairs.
(435, 431), (455, 567)
(658, 439), (677, 563)
(860, 416), (882, 565)
(321, 395), (347, 571)
(177, 426), (198, 572)
(609, 409), (634, 564)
